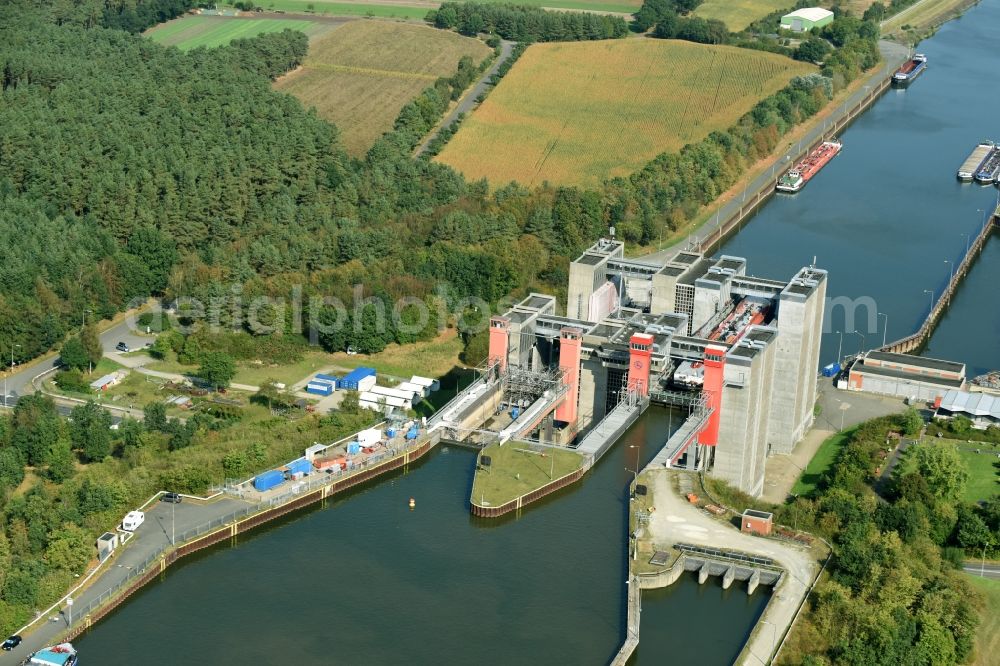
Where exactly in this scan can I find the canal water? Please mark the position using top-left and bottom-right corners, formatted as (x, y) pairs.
(718, 0), (1000, 376)
(77, 6), (996, 664)
(76, 408), (770, 665)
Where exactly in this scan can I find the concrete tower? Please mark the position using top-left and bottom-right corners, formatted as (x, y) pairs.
(767, 268), (827, 454)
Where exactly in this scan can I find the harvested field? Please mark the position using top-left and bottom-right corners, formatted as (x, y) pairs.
(275, 21), (490, 155)
(147, 15), (337, 49)
(436, 39), (814, 188)
(254, 0), (640, 16)
(694, 0), (794, 31)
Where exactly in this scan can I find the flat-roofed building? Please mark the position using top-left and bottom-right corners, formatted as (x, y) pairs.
(847, 351), (965, 402)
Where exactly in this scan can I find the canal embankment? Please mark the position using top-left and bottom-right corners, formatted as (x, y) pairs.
(22, 429), (440, 654)
(638, 39), (909, 265)
(879, 207), (998, 354)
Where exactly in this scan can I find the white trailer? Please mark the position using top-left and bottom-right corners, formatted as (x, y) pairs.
(121, 510), (145, 532)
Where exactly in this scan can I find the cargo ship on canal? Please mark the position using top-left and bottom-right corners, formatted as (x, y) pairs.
(776, 140), (842, 193)
(974, 145), (1000, 183)
(957, 141), (995, 181)
(892, 53), (928, 85)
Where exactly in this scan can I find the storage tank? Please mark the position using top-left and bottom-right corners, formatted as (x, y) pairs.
(253, 470), (285, 492)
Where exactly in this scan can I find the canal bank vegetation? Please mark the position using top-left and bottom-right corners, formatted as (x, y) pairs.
(709, 414), (993, 665)
(0, 389), (376, 635)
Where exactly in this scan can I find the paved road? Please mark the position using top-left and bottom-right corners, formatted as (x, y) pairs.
(639, 40), (910, 265)
(414, 39), (516, 157)
(0, 495), (252, 664)
(1, 309), (153, 409)
(963, 562), (1000, 579)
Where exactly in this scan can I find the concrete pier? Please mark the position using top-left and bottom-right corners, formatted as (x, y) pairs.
(748, 570), (761, 595)
(880, 210), (997, 354)
(722, 566), (735, 590)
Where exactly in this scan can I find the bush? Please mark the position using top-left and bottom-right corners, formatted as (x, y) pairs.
(54, 370), (92, 394)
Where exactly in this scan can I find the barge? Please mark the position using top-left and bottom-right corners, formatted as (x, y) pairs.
(27, 643), (77, 666)
(776, 140), (842, 193)
(892, 53), (927, 85)
(974, 146), (1000, 184)
(957, 141), (994, 182)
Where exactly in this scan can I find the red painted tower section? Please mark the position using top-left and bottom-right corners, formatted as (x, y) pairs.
(555, 327), (582, 424)
(628, 333), (654, 397)
(698, 344), (726, 447)
(488, 316), (510, 372)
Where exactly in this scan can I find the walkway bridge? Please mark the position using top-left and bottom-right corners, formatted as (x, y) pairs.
(574, 391), (649, 464)
(649, 393), (712, 467)
(879, 208), (997, 354)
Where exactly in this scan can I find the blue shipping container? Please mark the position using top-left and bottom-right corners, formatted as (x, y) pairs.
(286, 458), (312, 476)
(405, 427), (419, 440)
(340, 367), (376, 390)
(347, 442), (361, 455)
(386, 428), (396, 438)
(821, 362), (841, 378)
(306, 382), (333, 396)
(315, 373), (339, 384)
(254, 470), (285, 492)
(511, 407), (521, 419)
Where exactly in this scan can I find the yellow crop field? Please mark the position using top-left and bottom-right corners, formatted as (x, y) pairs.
(276, 21), (490, 155)
(694, 0), (795, 31)
(436, 39), (814, 189)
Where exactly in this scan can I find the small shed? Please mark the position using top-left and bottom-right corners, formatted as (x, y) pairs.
(741, 509), (774, 536)
(305, 443), (328, 462)
(96, 532), (119, 561)
(780, 7), (834, 32)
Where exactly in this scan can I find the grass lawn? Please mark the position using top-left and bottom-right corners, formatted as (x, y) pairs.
(275, 20), (490, 155)
(326, 329), (465, 379)
(436, 39), (814, 188)
(146, 15), (335, 49)
(967, 575), (1000, 666)
(471, 441), (585, 507)
(694, 0), (794, 31)
(232, 350), (337, 387)
(897, 437), (1000, 504)
(791, 426), (857, 497)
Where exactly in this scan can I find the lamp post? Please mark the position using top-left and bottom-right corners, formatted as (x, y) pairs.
(944, 259), (953, 283)
(960, 232), (970, 257)
(877, 313), (888, 348)
(923, 289), (934, 316)
(4, 344), (20, 409)
(836, 330), (843, 365)
(854, 331), (866, 356)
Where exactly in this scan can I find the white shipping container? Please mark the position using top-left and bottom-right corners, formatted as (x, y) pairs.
(397, 381), (428, 399)
(358, 428), (382, 446)
(357, 375), (377, 393)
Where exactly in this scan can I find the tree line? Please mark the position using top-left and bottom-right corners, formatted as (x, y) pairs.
(429, 2), (628, 42)
(711, 412), (985, 664)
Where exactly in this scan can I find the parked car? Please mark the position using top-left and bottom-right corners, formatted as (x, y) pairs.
(161, 492), (182, 504)
(2, 635), (22, 651)
(115, 341), (130, 352)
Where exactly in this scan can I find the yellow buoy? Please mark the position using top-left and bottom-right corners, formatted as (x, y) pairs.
(409, 498), (416, 509)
